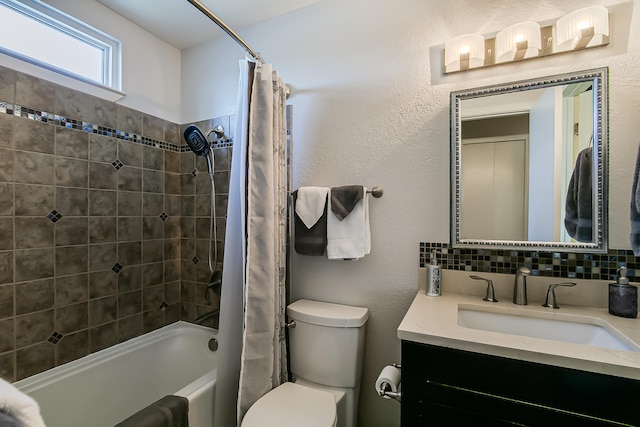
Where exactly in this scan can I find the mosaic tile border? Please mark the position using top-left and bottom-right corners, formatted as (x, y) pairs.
(420, 242), (640, 283)
(0, 100), (233, 152)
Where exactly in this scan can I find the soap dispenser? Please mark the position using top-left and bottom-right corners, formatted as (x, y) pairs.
(609, 266), (638, 318)
(426, 250), (442, 297)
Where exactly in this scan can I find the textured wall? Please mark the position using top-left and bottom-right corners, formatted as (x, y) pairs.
(181, 1), (640, 425)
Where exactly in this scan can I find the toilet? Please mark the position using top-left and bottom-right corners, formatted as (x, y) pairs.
(241, 299), (369, 427)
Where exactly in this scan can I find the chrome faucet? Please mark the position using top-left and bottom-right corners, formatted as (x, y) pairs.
(470, 275), (498, 302)
(513, 266), (531, 305)
(542, 282), (577, 309)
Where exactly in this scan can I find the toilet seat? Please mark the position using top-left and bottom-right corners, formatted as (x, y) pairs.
(241, 382), (337, 427)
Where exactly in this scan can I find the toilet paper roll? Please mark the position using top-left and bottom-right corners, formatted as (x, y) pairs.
(375, 365), (401, 399)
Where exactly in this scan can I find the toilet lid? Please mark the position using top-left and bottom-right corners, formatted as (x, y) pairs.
(242, 382), (337, 427)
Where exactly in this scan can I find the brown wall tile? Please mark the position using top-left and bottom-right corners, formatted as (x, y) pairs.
(88, 217), (117, 243)
(15, 310), (53, 348)
(143, 145), (163, 170)
(0, 351), (14, 381)
(55, 274), (88, 307)
(55, 217), (88, 246)
(0, 283), (13, 319)
(89, 134), (117, 162)
(56, 187), (88, 216)
(15, 278), (54, 314)
(56, 330), (89, 365)
(89, 296), (117, 326)
(14, 184), (53, 216)
(0, 218), (13, 250)
(14, 151), (54, 185)
(89, 271), (117, 299)
(0, 66), (16, 104)
(0, 183), (14, 216)
(0, 318), (14, 352)
(118, 313), (142, 342)
(89, 321), (117, 353)
(55, 246), (88, 276)
(15, 119), (54, 154)
(16, 342), (54, 380)
(0, 252), (13, 285)
(0, 148), (14, 182)
(14, 217), (53, 249)
(55, 127), (89, 159)
(15, 250), (54, 282)
(89, 162), (118, 190)
(55, 302), (88, 334)
(55, 157), (88, 187)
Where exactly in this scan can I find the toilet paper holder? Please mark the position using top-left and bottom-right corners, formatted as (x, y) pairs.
(376, 363), (402, 403)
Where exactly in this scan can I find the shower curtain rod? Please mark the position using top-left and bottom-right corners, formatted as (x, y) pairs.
(186, 0), (262, 63)
(186, 0), (292, 99)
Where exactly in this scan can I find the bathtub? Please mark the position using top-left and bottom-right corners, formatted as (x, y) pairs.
(14, 321), (218, 427)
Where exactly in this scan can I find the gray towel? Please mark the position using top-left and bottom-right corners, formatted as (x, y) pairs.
(293, 191), (327, 256)
(564, 147), (593, 242)
(330, 185), (364, 220)
(115, 395), (189, 427)
(0, 411), (17, 427)
(631, 143), (640, 255)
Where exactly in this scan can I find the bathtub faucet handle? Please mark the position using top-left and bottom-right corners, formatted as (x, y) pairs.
(204, 272), (223, 302)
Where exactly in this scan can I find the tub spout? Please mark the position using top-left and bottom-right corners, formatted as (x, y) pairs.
(194, 309), (220, 325)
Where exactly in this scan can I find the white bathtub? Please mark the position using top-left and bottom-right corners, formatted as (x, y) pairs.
(14, 321), (218, 427)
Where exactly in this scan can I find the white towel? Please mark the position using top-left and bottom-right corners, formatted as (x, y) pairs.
(327, 187), (371, 260)
(295, 187), (329, 229)
(0, 378), (46, 427)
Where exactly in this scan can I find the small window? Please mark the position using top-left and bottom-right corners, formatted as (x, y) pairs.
(0, 0), (121, 90)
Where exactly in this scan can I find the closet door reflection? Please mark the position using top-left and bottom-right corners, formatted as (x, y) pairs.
(461, 137), (527, 241)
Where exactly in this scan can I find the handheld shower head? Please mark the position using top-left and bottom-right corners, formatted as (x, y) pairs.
(183, 125), (210, 156)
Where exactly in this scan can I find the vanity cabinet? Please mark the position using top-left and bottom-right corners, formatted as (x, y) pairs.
(401, 340), (640, 426)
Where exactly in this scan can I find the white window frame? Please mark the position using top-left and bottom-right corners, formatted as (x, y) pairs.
(0, 0), (121, 91)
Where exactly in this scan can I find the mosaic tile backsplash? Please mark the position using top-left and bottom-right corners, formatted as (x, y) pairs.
(0, 65), (230, 381)
(420, 243), (640, 282)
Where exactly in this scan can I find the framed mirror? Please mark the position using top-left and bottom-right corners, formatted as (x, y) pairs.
(450, 68), (608, 252)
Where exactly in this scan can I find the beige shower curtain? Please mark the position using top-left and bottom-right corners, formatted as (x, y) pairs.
(236, 60), (289, 424)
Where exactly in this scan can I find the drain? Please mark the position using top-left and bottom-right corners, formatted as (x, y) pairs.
(208, 338), (218, 352)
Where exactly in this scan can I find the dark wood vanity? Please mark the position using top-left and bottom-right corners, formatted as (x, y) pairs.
(401, 340), (640, 426)
(397, 290), (640, 427)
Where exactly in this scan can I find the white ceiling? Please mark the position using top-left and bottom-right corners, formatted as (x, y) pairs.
(96, 0), (321, 49)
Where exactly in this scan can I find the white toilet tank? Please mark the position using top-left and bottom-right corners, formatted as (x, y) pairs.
(287, 299), (369, 388)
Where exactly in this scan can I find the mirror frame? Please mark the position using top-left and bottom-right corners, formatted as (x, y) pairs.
(450, 67), (608, 252)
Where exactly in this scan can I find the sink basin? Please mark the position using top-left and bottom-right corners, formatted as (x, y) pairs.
(457, 305), (640, 352)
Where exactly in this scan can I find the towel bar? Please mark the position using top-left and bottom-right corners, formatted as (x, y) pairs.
(291, 186), (383, 198)
(367, 186), (384, 198)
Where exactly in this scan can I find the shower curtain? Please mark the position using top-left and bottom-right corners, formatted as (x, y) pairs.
(234, 58), (289, 424)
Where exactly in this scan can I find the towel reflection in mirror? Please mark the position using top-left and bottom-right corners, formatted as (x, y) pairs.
(564, 146), (593, 242)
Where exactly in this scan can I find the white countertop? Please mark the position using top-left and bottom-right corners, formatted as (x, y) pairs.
(397, 292), (640, 380)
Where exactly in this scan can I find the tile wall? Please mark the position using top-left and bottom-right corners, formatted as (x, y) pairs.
(179, 120), (232, 329)
(420, 243), (639, 282)
(0, 66), (229, 381)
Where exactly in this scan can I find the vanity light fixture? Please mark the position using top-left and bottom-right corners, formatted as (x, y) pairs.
(495, 22), (541, 63)
(555, 5), (609, 51)
(444, 33), (484, 73)
(443, 6), (609, 74)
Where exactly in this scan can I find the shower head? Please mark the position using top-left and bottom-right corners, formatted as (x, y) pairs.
(183, 125), (210, 156)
